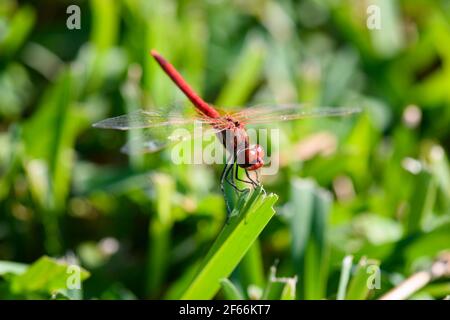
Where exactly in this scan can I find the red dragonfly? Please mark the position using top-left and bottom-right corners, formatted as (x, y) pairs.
(93, 50), (360, 212)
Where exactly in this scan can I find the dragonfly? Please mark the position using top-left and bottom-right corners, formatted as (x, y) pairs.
(93, 50), (360, 213)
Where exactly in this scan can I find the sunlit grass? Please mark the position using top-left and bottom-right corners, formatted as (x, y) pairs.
(0, 0), (449, 300)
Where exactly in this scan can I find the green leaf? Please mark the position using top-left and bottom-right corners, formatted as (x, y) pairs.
(0, 6), (35, 58)
(215, 35), (266, 107)
(261, 263), (297, 300)
(369, 0), (404, 57)
(261, 264), (285, 300)
(288, 178), (331, 299)
(10, 256), (90, 295)
(418, 282), (450, 299)
(23, 70), (83, 254)
(181, 186), (278, 299)
(280, 278), (297, 300)
(337, 255), (353, 300)
(238, 240), (266, 292)
(146, 173), (175, 297)
(321, 47), (359, 105)
(220, 279), (244, 300)
(405, 169), (437, 234)
(0, 261), (27, 276)
(90, 0), (119, 51)
(345, 257), (380, 300)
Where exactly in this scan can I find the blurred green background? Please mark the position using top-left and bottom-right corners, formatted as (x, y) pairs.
(0, 0), (449, 300)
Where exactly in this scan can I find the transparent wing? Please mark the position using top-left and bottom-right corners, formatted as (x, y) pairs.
(120, 137), (167, 154)
(93, 109), (232, 154)
(92, 109), (212, 130)
(120, 123), (227, 155)
(230, 104), (361, 124)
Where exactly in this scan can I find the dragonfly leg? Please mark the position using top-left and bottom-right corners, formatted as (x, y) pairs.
(235, 165), (254, 188)
(255, 170), (261, 185)
(226, 163), (246, 193)
(245, 169), (259, 188)
(253, 170), (266, 194)
(220, 163), (233, 215)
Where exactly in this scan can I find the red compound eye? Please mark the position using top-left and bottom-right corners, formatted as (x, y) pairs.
(246, 144), (265, 171)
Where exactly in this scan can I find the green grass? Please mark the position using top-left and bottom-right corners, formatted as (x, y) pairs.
(181, 187), (277, 299)
(0, 0), (449, 300)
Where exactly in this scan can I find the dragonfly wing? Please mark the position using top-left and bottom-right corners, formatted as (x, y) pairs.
(230, 103), (309, 118)
(231, 104), (361, 124)
(92, 109), (198, 130)
(120, 124), (227, 155)
(121, 138), (167, 154)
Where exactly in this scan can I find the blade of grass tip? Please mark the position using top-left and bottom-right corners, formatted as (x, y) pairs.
(261, 262), (297, 300)
(280, 277), (298, 300)
(261, 264), (282, 300)
(220, 279), (245, 300)
(405, 168), (437, 235)
(0, 6), (35, 58)
(321, 47), (358, 106)
(288, 178), (331, 299)
(180, 186), (278, 299)
(215, 34), (266, 108)
(146, 173), (175, 297)
(289, 179), (315, 264)
(428, 145), (450, 210)
(288, 179), (314, 299)
(304, 188), (331, 299)
(346, 257), (380, 300)
(369, 0), (404, 57)
(265, 44), (298, 103)
(337, 255), (354, 300)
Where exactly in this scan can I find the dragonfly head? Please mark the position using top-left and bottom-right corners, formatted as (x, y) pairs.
(246, 144), (265, 171)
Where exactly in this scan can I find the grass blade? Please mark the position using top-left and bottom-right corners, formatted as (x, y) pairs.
(406, 169), (437, 234)
(90, 0), (119, 51)
(9, 256), (89, 297)
(280, 277), (297, 300)
(0, 261), (27, 276)
(288, 178), (331, 299)
(146, 173), (175, 297)
(22, 71), (83, 254)
(337, 255), (353, 300)
(181, 186), (278, 299)
(261, 263), (297, 300)
(346, 257), (380, 300)
(220, 278), (244, 300)
(215, 35), (266, 107)
(238, 240), (266, 293)
(0, 6), (35, 58)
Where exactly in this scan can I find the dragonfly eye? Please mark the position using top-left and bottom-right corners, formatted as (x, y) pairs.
(246, 144), (265, 171)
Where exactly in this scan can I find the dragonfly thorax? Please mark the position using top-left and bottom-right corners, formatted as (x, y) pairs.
(218, 127), (264, 170)
(222, 116), (243, 129)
